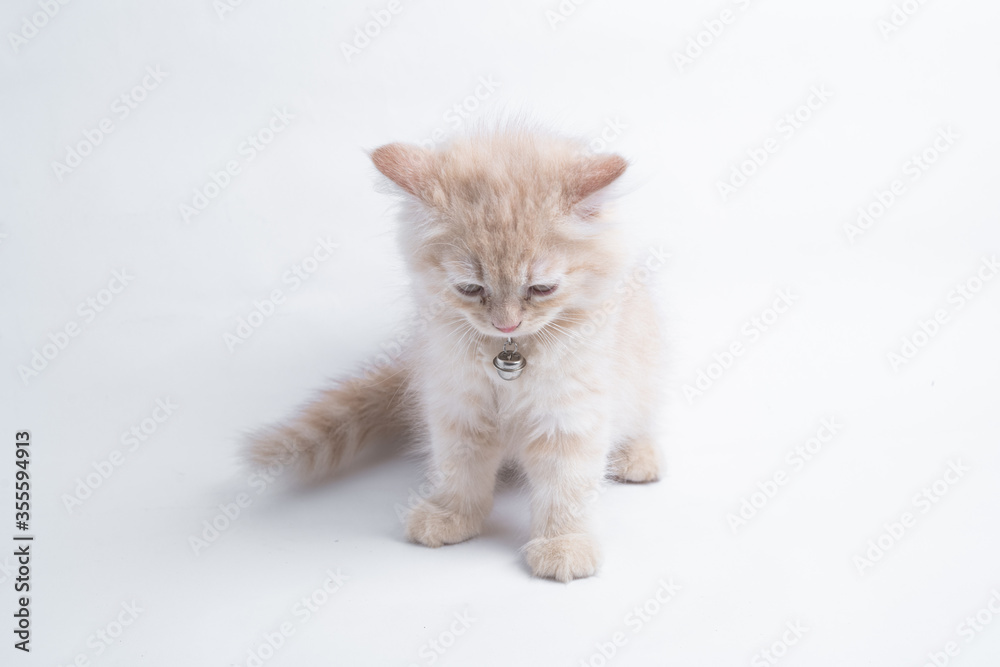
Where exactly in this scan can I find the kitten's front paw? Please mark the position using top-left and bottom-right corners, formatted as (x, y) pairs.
(523, 533), (601, 582)
(406, 499), (482, 548)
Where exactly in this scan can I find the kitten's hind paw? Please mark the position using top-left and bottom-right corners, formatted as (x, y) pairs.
(405, 499), (483, 548)
(608, 436), (660, 483)
(523, 533), (601, 582)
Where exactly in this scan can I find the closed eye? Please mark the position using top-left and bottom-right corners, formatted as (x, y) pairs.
(529, 284), (558, 297)
(456, 284), (484, 296)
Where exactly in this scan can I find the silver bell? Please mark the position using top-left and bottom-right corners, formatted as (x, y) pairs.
(493, 338), (526, 381)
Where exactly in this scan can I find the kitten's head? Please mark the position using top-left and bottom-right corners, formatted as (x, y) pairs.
(371, 129), (628, 340)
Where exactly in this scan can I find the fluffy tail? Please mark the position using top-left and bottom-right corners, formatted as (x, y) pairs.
(244, 361), (412, 482)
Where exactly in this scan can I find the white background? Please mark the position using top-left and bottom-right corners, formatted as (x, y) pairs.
(2, 0), (1000, 665)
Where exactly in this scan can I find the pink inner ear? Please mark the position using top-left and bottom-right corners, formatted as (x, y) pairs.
(570, 154), (628, 204)
(371, 143), (431, 198)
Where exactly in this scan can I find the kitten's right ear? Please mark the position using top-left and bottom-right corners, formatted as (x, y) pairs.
(569, 154), (628, 205)
(370, 143), (434, 200)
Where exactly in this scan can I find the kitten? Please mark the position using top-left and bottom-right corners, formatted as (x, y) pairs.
(246, 127), (663, 582)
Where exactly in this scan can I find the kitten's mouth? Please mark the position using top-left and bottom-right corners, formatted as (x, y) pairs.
(495, 324), (547, 340)
(472, 322), (538, 339)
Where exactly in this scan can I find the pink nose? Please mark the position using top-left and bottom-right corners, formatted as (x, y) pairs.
(495, 322), (520, 334)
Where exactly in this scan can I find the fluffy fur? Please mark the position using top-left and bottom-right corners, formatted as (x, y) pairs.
(246, 127), (663, 582)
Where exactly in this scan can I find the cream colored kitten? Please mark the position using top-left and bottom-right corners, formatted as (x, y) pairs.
(247, 127), (662, 582)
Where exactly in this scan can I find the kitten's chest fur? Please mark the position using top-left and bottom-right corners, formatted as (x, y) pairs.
(414, 316), (620, 447)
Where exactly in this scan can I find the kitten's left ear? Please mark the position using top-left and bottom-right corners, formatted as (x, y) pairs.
(567, 153), (628, 209)
(370, 143), (434, 201)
